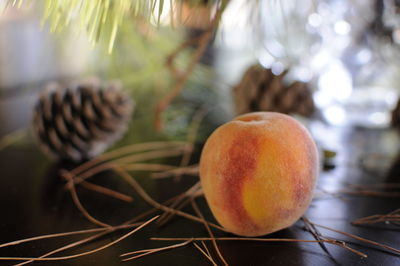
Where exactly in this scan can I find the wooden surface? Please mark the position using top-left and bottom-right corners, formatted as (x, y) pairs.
(0, 96), (399, 266)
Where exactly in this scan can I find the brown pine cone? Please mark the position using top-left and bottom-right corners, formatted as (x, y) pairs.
(233, 64), (315, 117)
(32, 79), (133, 162)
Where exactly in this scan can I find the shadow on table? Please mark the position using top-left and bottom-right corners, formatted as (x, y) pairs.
(39, 161), (138, 227)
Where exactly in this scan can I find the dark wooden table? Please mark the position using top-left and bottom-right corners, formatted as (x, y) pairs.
(0, 89), (399, 266)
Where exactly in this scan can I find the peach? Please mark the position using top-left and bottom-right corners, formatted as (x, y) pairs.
(199, 112), (318, 236)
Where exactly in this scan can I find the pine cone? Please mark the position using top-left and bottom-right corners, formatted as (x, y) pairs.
(233, 64), (315, 117)
(32, 79), (133, 162)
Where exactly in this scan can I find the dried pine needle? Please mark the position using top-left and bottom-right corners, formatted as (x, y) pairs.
(352, 208), (400, 225)
(193, 242), (218, 266)
(201, 240), (212, 257)
(0, 223), (138, 249)
(115, 167), (226, 232)
(15, 197), (183, 265)
(14, 223), (141, 266)
(70, 141), (188, 177)
(302, 217), (332, 257)
(310, 221), (400, 254)
(0, 128), (396, 264)
(63, 172), (111, 228)
(152, 164), (199, 179)
(191, 199), (228, 266)
(157, 181), (201, 225)
(79, 180), (134, 202)
(0, 216), (158, 262)
(71, 147), (188, 185)
(120, 239), (192, 262)
(151, 237), (367, 258)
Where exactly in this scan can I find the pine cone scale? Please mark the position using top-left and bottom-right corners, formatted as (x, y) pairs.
(32, 80), (133, 162)
(233, 65), (315, 117)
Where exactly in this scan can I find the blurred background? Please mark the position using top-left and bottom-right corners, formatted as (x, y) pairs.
(1, 0), (400, 135)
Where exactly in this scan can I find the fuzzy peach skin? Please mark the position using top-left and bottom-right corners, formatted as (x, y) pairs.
(199, 112), (318, 237)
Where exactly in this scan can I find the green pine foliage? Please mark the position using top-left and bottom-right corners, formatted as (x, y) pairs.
(6, 0), (223, 53)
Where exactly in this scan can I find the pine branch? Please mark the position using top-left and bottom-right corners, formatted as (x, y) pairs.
(5, 0), (229, 53)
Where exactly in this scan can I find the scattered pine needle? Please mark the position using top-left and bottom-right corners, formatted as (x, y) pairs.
(316, 182), (400, 199)
(193, 242), (218, 266)
(1, 188), (183, 265)
(330, 241), (368, 258)
(120, 239), (193, 262)
(151, 237), (367, 258)
(152, 165), (199, 179)
(120, 163), (177, 172)
(115, 167), (226, 232)
(191, 199), (228, 266)
(352, 208), (400, 226)
(157, 181), (201, 226)
(15, 233), (108, 266)
(63, 171), (111, 228)
(114, 147), (188, 165)
(101, 141), (189, 163)
(201, 240), (212, 258)
(72, 147), (187, 185)
(301, 217), (332, 257)
(79, 180), (134, 202)
(2, 138), (397, 264)
(6, 181), (193, 264)
(0, 223), (139, 249)
(15, 197), (184, 265)
(70, 141), (188, 176)
(14, 223), (139, 266)
(158, 196), (196, 228)
(310, 221), (400, 255)
(0, 216), (158, 262)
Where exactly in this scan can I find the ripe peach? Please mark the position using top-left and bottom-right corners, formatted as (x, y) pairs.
(199, 112), (318, 236)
